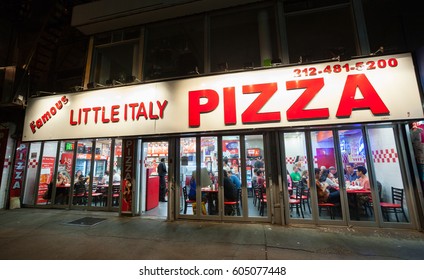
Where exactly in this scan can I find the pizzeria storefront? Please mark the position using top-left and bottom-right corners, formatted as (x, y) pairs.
(17, 52), (424, 229)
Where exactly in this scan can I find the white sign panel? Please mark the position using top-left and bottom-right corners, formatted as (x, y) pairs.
(23, 53), (423, 141)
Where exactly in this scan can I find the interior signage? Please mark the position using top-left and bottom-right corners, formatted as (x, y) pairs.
(22, 53), (423, 141)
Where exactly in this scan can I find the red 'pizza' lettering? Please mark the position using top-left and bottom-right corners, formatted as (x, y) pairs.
(336, 74), (390, 117)
(241, 83), (280, 123)
(223, 87), (237, 125)
(189, 90), (219, 127)
(286, 78), (329, 121)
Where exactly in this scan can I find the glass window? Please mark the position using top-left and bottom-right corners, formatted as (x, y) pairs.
(210, 6), (278, 72)
(222, 136), (241, 217)
(144, 16), (204, 80)
(339, 129), (374, 222)
(245, 135), (267, 218)
(368, 127), (410, 223)
(362, 0), (406, 54)
(91, 28), (140, 86)
(201, 137), (218, 216)
(180, 137), (197, 215)
(23, 142), (41, 205)
(36, 141), (58, 205)
(284, 132), (311, 220)
(53, 141), (75, 206)
(285, 5), (357, 63)
(311, 131), (342, 221)
(91, 139), (112, 208)
(73, 140), (93, 206)
(112, 139), (122, 209)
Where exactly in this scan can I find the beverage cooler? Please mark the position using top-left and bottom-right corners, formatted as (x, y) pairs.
(75, 158), (108, 183)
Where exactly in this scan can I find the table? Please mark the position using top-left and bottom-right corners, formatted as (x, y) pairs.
(346, 187), (372, 220)
(55, 183), (71, 204)
(201, 187), (218, 215)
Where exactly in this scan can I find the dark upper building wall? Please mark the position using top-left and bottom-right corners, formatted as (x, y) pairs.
(71, 0), (262, 35)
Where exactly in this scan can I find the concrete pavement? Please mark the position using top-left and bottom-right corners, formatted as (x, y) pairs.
(0, 208), (424, 260)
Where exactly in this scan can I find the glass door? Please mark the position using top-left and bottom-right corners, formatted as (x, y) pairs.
(310, 130), (345, 223)
(140, 140), (169, 218)
(367, 126), (412, 225)
(283, 132), (312, 221)
(177, 134), (269, 221)
(245, 135), (268, 220)
(53, 141), (75, 207)
(338, 129), (376, 224)
(72, 139), (93, 209)
(36, 141), (58, 206)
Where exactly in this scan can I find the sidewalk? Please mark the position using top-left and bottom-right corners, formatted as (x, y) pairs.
(0, 208), (423, 260)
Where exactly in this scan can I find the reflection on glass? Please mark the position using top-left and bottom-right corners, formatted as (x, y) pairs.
(368, 127), (409, 223)
(73, 140), (92, 206)
(245, 135), (267, 218)
(201, 137), (218, 216)
(222, 136), (241, 217)
(144, 16), (204, 80)
(112, 139), (122, 208)
(180, 137), (197, 215)
(284, 132), (311, 220)
(91, 139), (112, 208)
(91, 27), (140, 86)
(311, 131), (342, 221)
(36, 141), (58, 205)
(339, 129), (375, 222)
(53, 141), (75, 206)
(210, 7), (278, 72)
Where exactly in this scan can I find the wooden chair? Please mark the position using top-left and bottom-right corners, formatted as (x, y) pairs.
(182, 186), (195, 214)
(380, 187), (408, 222)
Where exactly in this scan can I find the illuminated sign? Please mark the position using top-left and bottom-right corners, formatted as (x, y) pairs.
(23, 53), (423, 141)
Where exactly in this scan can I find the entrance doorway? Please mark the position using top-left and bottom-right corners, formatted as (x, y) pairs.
(177, 135), (270, 221)
(140, 141), (169, 218)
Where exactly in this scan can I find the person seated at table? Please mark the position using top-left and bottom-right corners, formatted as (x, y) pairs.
(228, 169), (241, 189)
(300, 170), (309, 189)
(344, 163), (359, 182)
(322, 169), (338, 190)
(188, 171), (208, 215)
(74, 170), (83, 183)
(101, 170), (110, 185)
(355, 165), (371, 214)
(256, 169), (265, 187)
(223, 170), (238, 202)
(315, 168), (340, 204)
(329, 166), (339, 179)
(73, 174), (87, 205)
(290, 165), (302, 187)
(287, 169), (292, 189)
(55, 171), (70, 204)
(56, 171), (70, 186)
(188, 171), (197, 201)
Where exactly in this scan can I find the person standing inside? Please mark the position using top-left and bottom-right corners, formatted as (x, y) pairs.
(157, 158), (168, 202)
